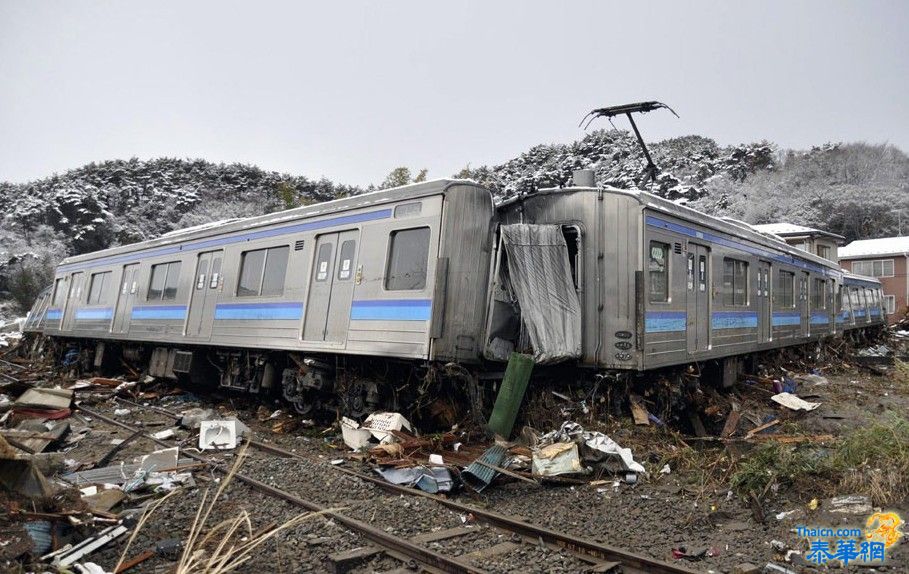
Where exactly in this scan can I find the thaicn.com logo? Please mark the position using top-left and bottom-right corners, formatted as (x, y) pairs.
(796, 512), (904, 566)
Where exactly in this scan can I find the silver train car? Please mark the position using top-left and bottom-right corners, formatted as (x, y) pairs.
(22, 175), (884, 411)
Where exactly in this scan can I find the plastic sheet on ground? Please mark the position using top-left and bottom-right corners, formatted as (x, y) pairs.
(375, 466), (454, 493)
(771, 392), (821, 412)
(500, 224), (582, 364)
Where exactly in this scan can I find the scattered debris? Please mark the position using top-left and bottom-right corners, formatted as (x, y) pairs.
(770, 392), (821, 412)
(198, 419), (249, 450)
(376, 466), (454, 493)
(532, 442), (584, 477)
(828, 494), (873, 515)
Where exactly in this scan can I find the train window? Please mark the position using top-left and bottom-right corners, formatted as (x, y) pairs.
(848, 288), (860, 310)
(148, 262), (181, 301)
(778, 271), (795, 308)
(210, 257), (222, 289)
(237, 249), (267, 296)
(196, 260), (209, 290)
(394, 202), (422, 218)
(69, 273), (83, 301)
(722, 258), (748, 306)
(648, 241), (669, 303)
(337, 240), (356, 281)
(812, 279), (826, 309)
(261, 246), (289, 296)
(238, 246), (289, 296)
(386, 227), (430, 290)
(686, 255), (695, 290)
(315, 243), (333, 282)
(52, 278), (65, 306)
(163, 262), (181, 300)
(87, 271), (111, 305)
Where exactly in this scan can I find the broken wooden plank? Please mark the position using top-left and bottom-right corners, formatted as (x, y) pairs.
(327, 546), (383, 574)
(114, 549), (155, 573)
(629, 394), (650, 426)
(410, 526), (476, 544)
(688, 413), (707, 437)
(744, 419), (780, 439)
(467, 541), (520, 560)
(471, 459), (540, 486)
(720, 403), (741, 438)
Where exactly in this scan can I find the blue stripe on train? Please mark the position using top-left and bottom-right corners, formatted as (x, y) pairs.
(214, 302), (304, 320)
(46, 308), (62, 320)
(644, 311), (687, 333)
(132, 305), (187, 320)
(76, 308), (113, 321)
(712, 311), (758, 329)
(350, 299), (432, 321)
(810, 312), (830, 325)
(57, 208), (393, 274)
(854, 309), (866, 318)
(772, 312), (801, 327)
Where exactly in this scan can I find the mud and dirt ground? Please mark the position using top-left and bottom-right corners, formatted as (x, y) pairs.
(2, 345), (909, 573)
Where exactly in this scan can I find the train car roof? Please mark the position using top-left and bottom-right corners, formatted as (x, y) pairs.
(56, 179), (486, 272)
(841, 270), (882, 288)
(499, 185), (842, 273)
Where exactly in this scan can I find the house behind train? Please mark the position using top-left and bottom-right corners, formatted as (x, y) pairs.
(751, 223), (845, 263)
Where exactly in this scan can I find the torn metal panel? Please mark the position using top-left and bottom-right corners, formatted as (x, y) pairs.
(461, 444), (507, 492)
(499, 225), (582, 364)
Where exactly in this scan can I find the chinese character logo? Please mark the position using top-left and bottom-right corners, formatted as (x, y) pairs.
(866, 512), (904, 549)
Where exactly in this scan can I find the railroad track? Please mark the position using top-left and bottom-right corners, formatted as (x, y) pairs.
(97, 397), (699, 574)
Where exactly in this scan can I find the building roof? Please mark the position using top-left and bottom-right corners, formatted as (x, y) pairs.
(751, 222), (846, 242)
(839, 236), (909, 259)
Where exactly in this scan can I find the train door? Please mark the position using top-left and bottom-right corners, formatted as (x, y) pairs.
(185, 250), (223, 338)
(799, 272), (810, 336)
(686, 244), (710, 353)
(303, 230), (360, 342)
(112, 264), (140, 334)
(757, 261), (772, 343)
(61, 272), (84, 331)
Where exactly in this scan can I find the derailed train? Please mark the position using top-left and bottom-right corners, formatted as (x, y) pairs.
(22, 172), (885, 414)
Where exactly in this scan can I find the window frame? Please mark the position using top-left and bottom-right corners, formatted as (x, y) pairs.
(884, 295), (896, 315)
(722, 257), (749, 307)
(778, 270), (795, 308)
(647, 240), (670, 304)
(87, 271), (112, 305)
(852, 259), (895, 278)
(811, 278), (826, 310)
(236, 245), (290, 298)
(147, 261), (182, 301)
(384, 226), (431, 291)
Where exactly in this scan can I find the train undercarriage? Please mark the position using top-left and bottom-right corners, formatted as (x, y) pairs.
(17, 325), (886, 434)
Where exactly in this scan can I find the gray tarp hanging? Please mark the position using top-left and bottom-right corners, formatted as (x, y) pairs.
(500, 224), (582, 364)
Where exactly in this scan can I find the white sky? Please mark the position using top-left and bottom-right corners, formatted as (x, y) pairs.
(1, 0), (907, 186)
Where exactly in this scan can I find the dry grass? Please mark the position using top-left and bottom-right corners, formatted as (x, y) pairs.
(115, 444), (332, 574)
(729, 412), (909, 505)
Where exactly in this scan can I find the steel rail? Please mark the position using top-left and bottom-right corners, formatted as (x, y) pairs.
(76, 403), (485, 574)
(111, 397), (698, 574)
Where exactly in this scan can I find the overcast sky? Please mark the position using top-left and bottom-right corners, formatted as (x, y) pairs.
(1, 0), (907, 186)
